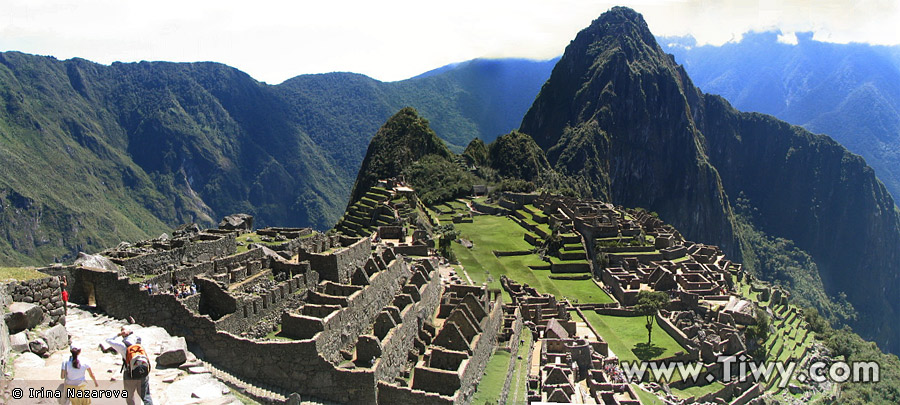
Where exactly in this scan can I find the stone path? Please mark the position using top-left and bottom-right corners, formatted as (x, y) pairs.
(11, 305), (243, 404)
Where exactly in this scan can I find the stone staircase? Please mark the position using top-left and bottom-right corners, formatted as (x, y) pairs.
(202, 360), (290, 404)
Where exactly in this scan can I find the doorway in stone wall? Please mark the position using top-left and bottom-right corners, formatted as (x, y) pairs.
(84, 281), (96, 307)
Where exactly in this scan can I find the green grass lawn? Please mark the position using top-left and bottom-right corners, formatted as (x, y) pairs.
(471, 350), (510, 404)
(580, 311), (686, 364)
(670, 381), (725, 400)
(235, 232), (288, 253)
(0, 267), (49, 281)
(451, 215), (613, 303)
(632, 384), (664, 405)
(472, 327), (534, 404)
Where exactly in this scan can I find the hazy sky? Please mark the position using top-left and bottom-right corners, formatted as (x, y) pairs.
(1, 0), (898, 83)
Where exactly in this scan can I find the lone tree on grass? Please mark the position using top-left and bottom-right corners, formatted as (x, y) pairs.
(636, 290), (670, 345)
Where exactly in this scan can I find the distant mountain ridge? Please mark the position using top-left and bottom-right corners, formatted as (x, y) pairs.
(519, 7), (900, 354)
(659, 32), (900, 202)
(0, 52), (553, 265)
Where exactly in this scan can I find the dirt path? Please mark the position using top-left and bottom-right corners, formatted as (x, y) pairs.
(11, 305), (243, 404)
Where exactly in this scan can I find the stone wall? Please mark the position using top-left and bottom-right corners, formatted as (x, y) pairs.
(217, 273), (315, 336)
(0, 286), (11, 374)
(69, 266), (384, 403)
(498, 307), (524, 405)
(456, 299), (505, 403)
(4, 276), (65, 326)
(388, 295), (504, 404)
(313, 256), (406, 364)
(112, 233), (237, 275)
(373, 265), (443, 383)
(393, 245), (430, 257)
(300, 237), (372, 283)
(377, 382), (454, 404)
(656, 311), (696, 352)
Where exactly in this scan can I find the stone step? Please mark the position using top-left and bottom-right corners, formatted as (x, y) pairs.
(202, 360), (288, 403)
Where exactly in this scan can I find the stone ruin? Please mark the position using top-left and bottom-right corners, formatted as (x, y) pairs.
(15, 215), (505, 404)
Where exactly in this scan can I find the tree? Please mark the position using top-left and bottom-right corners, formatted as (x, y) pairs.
(635, 291), (669, 345)
(436, 224), (459, 262)
(744, 308), (770, 361)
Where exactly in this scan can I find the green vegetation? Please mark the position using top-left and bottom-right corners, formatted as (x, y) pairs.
(803, 308), (900, 404)
(348, 107), (452, 206)
(0, 267), (48, 281)
(235, 232), (286, 253)
(734, 199), (857, 326)
(405, 155), (476, 206)
(474, 328), (534, 404)
(450, 215), (613, 303)
(670, 381), (725, 400)
(580, 311), (686, 364)
(635, 291), (670, 345)
(471, 350), (510, 403)
(487, 131), (550, 181)
(632, 383), (664, 405)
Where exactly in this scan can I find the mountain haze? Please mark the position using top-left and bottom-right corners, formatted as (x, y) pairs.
(519, 7), (900, 354)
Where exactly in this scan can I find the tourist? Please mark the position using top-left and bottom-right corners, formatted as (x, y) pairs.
(106, 327), (154, 405)
(61, 343), (98, 405)
(60, 275), (69, 316)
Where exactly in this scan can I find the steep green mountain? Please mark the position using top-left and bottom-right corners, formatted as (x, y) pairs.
(275, 57), (556, 178)
(660, 33), (900, 204)
(0, 53), (553, 265)
(347, 107), (452, 203)
(519, 7), (900, 354)
(486, 131), (549, 181)
(0, 53), (349, 265)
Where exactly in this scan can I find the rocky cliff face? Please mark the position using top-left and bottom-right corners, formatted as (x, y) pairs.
(520, 7), (737, 256)
(519, 6), (900, 353)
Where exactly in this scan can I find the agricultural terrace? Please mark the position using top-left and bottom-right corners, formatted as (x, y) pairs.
(449, 213), (613, 304)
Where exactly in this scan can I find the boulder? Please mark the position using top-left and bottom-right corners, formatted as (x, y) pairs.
(173, 223), (201, 238)
(39, 324), (68, 352)
(219, 214), (254, 231)
(5, 302), (43, 333)
(10, 332), (29, 353)
(74, 252), (121, 272)
(157, 337), (188, 368)
(29, 338), (49, 356)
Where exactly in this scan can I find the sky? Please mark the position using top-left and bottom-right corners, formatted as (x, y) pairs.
(1, 0), (898, 83)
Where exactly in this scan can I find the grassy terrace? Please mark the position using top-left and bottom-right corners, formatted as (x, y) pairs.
(670, 381), (726, 400)
(633, 383), (664, 405)
(473, 328), (533, 403)
(579, 311), (686, 364)
(235, 232), (301, 253)
(451, 215), (613, 304)
(0, 266), (49, 281)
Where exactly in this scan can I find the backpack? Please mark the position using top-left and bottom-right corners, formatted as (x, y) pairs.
(125, 344), (151, 379)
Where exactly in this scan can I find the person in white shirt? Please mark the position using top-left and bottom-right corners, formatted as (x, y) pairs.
(61, 343), (98, 405)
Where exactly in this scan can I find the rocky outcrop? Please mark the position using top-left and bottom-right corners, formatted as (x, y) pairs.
(5, 302), (43, 333)
(74, 252), (121, 272)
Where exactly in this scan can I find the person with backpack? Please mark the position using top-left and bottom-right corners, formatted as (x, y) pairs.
(106, 327), (154, 405)
(61, 343), (98, 405)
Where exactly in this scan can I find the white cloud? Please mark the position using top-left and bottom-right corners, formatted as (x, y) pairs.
(0, 0), (897, 83)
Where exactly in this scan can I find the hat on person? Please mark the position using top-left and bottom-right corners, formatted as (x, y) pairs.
(70, 343), (81, 353)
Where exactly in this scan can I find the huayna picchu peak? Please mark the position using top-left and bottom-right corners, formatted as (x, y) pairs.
(521, 6), (900, 357)
(2, 5), (900, 405)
